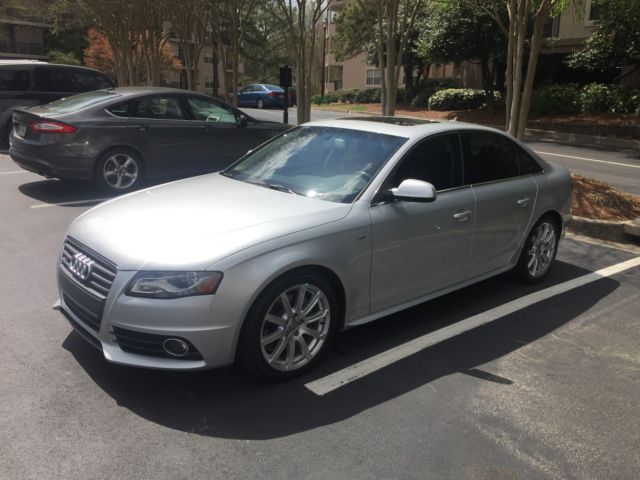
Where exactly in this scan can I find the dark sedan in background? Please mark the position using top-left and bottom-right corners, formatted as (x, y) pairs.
(9, 87), (289, 192)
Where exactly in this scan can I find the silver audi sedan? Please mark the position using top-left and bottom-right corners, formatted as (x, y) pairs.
(55, 117), (572, 378)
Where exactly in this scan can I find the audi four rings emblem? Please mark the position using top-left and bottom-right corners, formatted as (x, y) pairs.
(69, 253), (94, 281)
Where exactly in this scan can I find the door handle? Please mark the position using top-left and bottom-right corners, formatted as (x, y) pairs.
(453, 209), (472, 222)
(132, 124), (149, 132)
(516, 197), (531, 207)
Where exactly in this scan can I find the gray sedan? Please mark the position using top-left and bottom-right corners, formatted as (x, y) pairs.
(9, 87), (288, 191)
(54, 118), (572, 378)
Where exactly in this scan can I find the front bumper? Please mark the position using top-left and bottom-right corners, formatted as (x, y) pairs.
(55, 266), (241, 371)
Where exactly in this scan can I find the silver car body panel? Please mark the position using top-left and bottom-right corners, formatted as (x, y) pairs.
(56, 120), (572, 370)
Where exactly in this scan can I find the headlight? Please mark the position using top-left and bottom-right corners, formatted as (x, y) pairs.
(126, 271), (223, 299)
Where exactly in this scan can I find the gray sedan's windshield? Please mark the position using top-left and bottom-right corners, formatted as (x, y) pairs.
(224, 126), (407, 203)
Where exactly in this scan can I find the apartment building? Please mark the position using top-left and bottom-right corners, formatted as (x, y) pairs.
(322, 0), (616, 93)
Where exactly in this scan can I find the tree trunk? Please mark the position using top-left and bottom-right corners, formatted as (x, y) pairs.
(516, 7), (547, 139)
(480, 59), (495, 114)
(504, 0), (516, 131)
(508, 0), (529, 137)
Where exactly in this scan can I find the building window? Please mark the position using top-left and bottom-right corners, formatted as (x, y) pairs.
(366, 68), (381, 86)
(204, 75), (214, 92)
(204, 50), (214, 64)
(585, 0), (601, 25)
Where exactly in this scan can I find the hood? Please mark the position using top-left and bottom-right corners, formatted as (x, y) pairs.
(68, 173), (352, 270)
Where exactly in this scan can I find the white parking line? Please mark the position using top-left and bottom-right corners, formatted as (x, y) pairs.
(534, 151), (640, 169)
(30, 198), (110, 209)
(305, 256), (640, 396)
(0, 170), (28, 175)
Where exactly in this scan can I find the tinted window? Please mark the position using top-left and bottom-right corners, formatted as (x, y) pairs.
(517, 147), (544, 174)
(187, 96), (236, 123)
(107, 101), (134, 117)
(68, 70), (113, 91)
(386, 134), (463, 191)
(463, 132), (520, 183)
(0, 69), (30, 91)
(44, 90), (119, 113)
(35, 68), (72, 92)
(133, 96), (185, 120)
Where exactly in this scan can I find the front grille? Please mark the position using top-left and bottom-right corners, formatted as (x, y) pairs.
(60, 237), (117, 300)
(112, 327), (203, 361)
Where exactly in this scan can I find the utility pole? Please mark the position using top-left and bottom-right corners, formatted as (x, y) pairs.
(320, 16), (328, 100)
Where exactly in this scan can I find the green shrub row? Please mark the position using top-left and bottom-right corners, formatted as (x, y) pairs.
(311, 88), (383, 105)
(531, 83), (640, 115)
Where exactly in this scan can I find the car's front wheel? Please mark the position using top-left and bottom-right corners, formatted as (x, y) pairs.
(238, 270), (338, 379)
(95, 148), (143, 193)
(513, 216), (560, 283)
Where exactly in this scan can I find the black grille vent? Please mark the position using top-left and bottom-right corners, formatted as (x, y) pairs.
(63, 293), (102, 332)
(112, 327), (203, 361)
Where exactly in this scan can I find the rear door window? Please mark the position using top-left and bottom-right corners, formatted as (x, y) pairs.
(462, 131), (520, 184)
(0, 69), (30, 91)
(68, 69), (113, 91)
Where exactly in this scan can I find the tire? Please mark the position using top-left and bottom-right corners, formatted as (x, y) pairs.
(512, 216), (560, 284)
(257, 98), (264, 109)
(95, 148), (144, 193)
(2, 120), (12, 147)
(238, 270), (339, 379)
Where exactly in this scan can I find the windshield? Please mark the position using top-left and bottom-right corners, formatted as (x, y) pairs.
(224, 126), (407, 203)
(43, 90), (119, 113)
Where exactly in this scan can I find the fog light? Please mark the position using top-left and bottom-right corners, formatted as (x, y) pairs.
(162, 338), (189, 357)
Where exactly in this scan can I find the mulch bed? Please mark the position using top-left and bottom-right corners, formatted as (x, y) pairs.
(572, 174), (640, 221)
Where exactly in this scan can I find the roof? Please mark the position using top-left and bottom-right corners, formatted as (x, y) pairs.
(303, 116), (505, 140)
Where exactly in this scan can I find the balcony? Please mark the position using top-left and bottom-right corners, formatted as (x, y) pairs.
(0, 40), (45, 58)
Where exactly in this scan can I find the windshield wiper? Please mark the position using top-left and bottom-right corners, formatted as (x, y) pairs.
(264, 183), (299, 195)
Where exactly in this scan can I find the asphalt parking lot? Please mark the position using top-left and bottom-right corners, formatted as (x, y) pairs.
(1, 151), (639, 480)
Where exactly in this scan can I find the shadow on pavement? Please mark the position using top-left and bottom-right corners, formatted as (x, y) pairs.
(17, 177), (176, 207)
(63, 259), (619, 440)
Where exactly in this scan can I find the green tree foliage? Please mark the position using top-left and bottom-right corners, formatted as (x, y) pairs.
(567, 0), (640, 71)
(417, 0), (505, 111)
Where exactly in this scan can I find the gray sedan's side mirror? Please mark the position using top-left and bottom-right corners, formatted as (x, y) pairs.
(238, 115), (248, 128)
(390, 179), (437, 203)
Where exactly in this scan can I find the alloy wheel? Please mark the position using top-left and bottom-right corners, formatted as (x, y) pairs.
(102, 153), (139, 190)
(260, 283), (331, 371)
(526, 221), (557, 278)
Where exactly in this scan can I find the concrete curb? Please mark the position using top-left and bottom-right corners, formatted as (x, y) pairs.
(523, 128), (640, 151)
(567, 216), (640, 244)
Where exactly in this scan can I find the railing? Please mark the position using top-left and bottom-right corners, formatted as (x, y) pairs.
(0, 40), (45, 56)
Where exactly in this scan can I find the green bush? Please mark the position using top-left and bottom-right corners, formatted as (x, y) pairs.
(428, 88), (487, 110)
(580, 83), (613, 113)
(411, 87), (437, 107)
(530, 84), (580, 115)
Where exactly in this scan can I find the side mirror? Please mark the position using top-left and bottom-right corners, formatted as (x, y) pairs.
(238, 115), (248, 128)
(390, 179), (437, 203)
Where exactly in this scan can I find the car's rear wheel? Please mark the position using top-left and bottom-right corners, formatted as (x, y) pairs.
(95, 148), (143, 193)
(513, 216), (559, 283)
(238, 270), (338, 379)
(257, 98), (264, 109)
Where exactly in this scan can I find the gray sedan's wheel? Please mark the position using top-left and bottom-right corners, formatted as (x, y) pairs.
(96, 149), (143, 193)
(257, 98), (264, 109)
(238, 271), (338, 379)
(513, 216), (559, 284)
